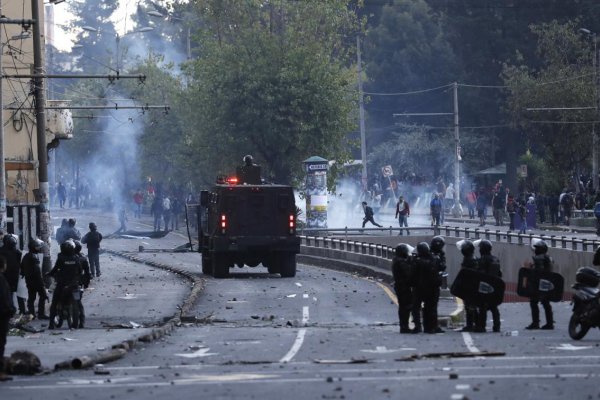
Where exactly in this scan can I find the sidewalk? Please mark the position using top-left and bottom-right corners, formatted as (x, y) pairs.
(3, 208), (193, 373)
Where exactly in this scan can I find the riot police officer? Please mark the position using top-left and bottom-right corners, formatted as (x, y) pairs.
(0, 234), (23, 314)
(430, 236), (447, 271)
(73, 240), (91, 328)
(391, 244), (415, 333)
(477, 239), (502, 332)
(412, 242), (444, 334)
(526, 240), (554, 330)
(47, 240), (83, 329)
(457, 239), (478, 332)
(20, 239), (48, 319)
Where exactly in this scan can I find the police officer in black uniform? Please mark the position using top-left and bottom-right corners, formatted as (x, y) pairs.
(477, 239), (502, 332)
(412, 242), (444, 334)
(457, 239), (478, 332)
(73, 240), (91, 328)
(0, 235), (24, 314)
(20, 239), (48, 319)
(47, 240), (83, 329)
(391, 244), (415, 333)
(526, 240), (554, 330)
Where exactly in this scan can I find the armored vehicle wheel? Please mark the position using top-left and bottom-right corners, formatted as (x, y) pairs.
(212, 255), (230, 278)
(267, 264), (280, 274)
(201, 254), (212, 275)
(280, 254), (296, 278)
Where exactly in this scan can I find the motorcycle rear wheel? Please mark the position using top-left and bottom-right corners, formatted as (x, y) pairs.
(568, 313), (591, 340)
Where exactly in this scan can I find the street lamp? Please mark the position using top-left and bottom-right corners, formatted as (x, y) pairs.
(580, 28), (600, 192)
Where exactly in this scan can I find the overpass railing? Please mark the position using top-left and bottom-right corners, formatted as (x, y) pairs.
(300, 225), (600, 253)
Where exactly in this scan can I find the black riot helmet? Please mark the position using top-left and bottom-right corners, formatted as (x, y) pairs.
(60, 239), (76, 255)
(3, 234), (17, 249)
(458, 239), (475, 257)
(395, 243), (411, 258)
(243, 155), (253, 166)
(73, 240), (83, 254)
(532, 239), (548, 255)
(28, 238), (44, 253)
(430, 236), (445, 252)
(416, 242), (430, 257)
(478, 239), (493, 255)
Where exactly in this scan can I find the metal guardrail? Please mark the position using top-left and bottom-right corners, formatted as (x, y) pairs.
(300, 225), (600, 253)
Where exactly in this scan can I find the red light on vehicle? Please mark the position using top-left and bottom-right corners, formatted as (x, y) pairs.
(221, 214), (227, 233)
(289, 214), (295, 233)
(226, 176), (239, 184)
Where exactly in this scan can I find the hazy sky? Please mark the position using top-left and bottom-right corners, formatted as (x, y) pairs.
(49, 1), (132, 52)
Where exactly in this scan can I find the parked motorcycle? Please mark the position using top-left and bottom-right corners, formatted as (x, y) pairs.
(569, 267), (600, 340)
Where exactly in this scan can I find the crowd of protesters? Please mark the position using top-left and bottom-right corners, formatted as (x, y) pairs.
(346, 169), (599, 231)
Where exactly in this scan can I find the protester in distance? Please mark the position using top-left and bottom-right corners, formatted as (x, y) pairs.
(465, 187), (477, 220)
(133, 189), (144, 218)
(395, 195), (410, 235)
(525, 239), (554, 330)
(517, 199), (528, 234)
(117, 208), (128, 233)
(429, 193), (442, 227)
(55, 218), (69, 245)
(151, 195), (164, 232)
(476, 239), (502, 332)
(391, 244), (415, 334)
(0, 255), (15, 381)
(506, 194), (517, 231)
(20, 239), (48, 319)
(63, 218), (82, 242)
(476, 188), (487, 227)
(361, 201), (382, 228)
(162, 194), (172, 232)
(82, 222), (103, 278)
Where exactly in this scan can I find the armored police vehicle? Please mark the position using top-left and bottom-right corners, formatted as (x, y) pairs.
(198, 158), (300, 278)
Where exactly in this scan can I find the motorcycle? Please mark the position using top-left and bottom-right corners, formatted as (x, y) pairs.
(569, 267), (600, 340)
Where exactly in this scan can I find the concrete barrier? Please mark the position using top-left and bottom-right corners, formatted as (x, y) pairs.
(301, 233), (597, 302)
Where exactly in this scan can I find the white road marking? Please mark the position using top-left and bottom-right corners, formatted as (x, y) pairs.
(461, 332), (480, 353)
(361, 346), (416, 354)
(455, 384), (470, 390)
(550, 343), (593, 351)
(280, 306), (310, 363)
(175, 348), (217, 358)
(295, 282), (302, 287)
(450, 395), (466, 400)
(303, 293), (309, 299)
(10, 372), (600, 390)
(286, 294), (297, 298)
(279, 329), (307, 363)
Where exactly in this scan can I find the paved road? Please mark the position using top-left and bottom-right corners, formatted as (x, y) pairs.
(3, 208), (600, 399)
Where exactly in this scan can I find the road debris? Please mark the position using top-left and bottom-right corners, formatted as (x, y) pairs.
(396, 351), (505, 361)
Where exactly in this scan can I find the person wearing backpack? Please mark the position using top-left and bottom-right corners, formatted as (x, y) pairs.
(560, 190), (573, 226)
(82, 222), (103, 278)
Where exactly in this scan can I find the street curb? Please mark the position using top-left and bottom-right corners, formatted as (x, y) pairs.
(52, 249), (204, 371)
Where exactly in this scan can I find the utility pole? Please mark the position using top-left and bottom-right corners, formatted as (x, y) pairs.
(453, 82), (461, 214)
(357, 36), (367, 192)
(31, 0), (52, 275)
(595, 33), (600, 192)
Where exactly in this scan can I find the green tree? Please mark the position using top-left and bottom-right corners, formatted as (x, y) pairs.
(502, 20), (594, 188)
(180, 0), (361, 185)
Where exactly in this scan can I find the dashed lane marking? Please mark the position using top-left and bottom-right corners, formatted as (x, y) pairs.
(302, 306), (309, 325)
(303, 293), (309, 299)
(461, 332), (480, 353)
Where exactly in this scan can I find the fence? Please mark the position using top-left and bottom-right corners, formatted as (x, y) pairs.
(7, 205), (41, 250)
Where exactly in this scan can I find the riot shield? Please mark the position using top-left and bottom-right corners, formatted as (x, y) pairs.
(450, 268), (505, 307)
(516, 267), (564, 302)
